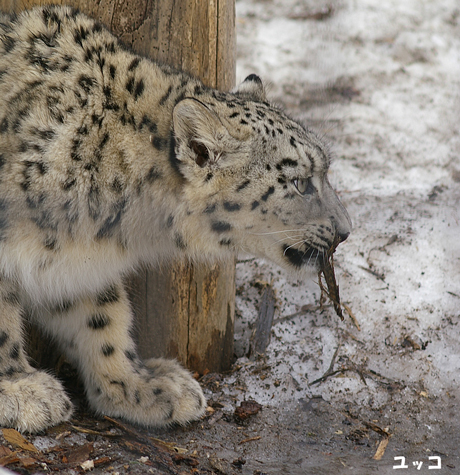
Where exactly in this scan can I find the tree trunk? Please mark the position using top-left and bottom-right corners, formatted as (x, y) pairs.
(3, 0), (236, 374)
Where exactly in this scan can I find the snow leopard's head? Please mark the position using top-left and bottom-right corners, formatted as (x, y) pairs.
(172, 75), (351, 273)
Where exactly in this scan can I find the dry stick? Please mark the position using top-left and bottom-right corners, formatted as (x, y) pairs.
(358, 265), (385, 281)
(104, 416), (184, 452)
(309, 344), (341, 386)
(447, 291), (460, 298)
(312, 360), (404, 389)
(238, 436), (262, 445)
(363, 421), (390, 437)
(104, 416), (181, 475)
(104, 416), (152, 443)
(308, 348), (375, 387)
(273, 304), (317, 325)
(71, 425), (121, 438)
(319, 237), (345, 321)
(319, 256), (343, 320)
(342, 303), (361, 331)
(319, 238), (362, 331)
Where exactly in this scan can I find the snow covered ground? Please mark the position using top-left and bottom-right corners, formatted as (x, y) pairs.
(225, 0), (460, 465)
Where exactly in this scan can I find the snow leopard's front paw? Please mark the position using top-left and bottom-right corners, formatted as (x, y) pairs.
(88, 358), (206, 427)
(0, 371), (73, 433)
(143, 358), (207, 425)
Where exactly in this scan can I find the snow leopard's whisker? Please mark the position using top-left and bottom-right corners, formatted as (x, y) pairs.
(282, 240), (307, 255)
(249, 229), (307, 236)
(273, 235), (306, 245)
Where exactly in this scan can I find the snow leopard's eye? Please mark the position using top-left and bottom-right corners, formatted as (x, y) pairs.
(292, 178), (315, 196)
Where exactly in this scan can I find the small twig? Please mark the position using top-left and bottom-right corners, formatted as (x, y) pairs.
(367, 369), (405, 390)
(358, 265), (385, 281)
(273, 304), (317, 325)
(238, 436), (261, 445)
(340, 329), (364, 345)
(104, 416), (151, 444)
(342, 303), (360, 331)
(309, 344), (341, 386)
(104, 416), (186, 454)
(71, 425), (120, 438)
(363, 421), (390, 437)
(206, 411), (223, 426)
(309, 353), (396, 388)
(365, 236), (398, 282)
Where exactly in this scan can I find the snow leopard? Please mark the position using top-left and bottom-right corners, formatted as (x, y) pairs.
(0, 5), (351, 433)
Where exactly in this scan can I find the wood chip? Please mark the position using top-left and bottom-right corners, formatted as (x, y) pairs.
(80, 459), (94, 471)
(2, 429), (39, 453)
(373, 436), (390, 460)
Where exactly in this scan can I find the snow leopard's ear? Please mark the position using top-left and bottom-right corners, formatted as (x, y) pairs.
(173, 98), (245, 168)
(232, 74), (266, 102)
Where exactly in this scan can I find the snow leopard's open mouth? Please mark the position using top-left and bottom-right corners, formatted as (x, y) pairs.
(282, 244), (327, 269)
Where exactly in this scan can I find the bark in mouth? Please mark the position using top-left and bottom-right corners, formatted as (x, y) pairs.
(318, 236), (344, 321)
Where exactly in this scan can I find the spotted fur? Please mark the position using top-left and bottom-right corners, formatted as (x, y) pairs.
(0, 5), (351, 433)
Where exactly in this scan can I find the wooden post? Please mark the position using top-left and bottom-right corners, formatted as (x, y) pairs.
(3, 0), (236, 374)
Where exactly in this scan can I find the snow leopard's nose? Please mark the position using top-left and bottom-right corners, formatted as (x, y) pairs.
(322, 179), (352, 245)
(330, 205), (352, 244)
(337, 230), (350, 243)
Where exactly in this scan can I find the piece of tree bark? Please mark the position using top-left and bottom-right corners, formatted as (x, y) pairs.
(249, 285), (276, 359)
(4, 0), (236, 374)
